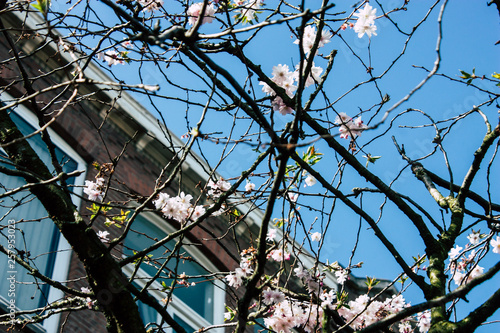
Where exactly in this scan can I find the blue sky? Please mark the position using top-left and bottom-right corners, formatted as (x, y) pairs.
(51, 0), (500, 330)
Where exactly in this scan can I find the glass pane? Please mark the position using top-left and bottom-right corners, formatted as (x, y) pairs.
(0, 110), (78, 311)
(135, 285), (159, 327)
(173, 314), (196, 333)
(124, 215), (214, 322)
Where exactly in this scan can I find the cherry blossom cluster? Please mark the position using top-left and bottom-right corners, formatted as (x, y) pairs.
(266, 228), (292, 262)
(186, 1), (265, 26)
(327, 262), (349, 285)
(293, 25), (332, 55)
(261, 288), (285, 305)
(335, 112), (368, 139)
(80, 287), (96, 309)
(293, 264), (324, 295)
(255, 262), (413, 332)
(337, 294), (409, 331)
(175, 272), (197, 287)
(223, 242), (418, 332)
(225, 249), (255, 288)
(153, 191), (206, 224)
(447, 230), (488, 286)
(263, 299), (324, 333)
(84, 177), (105, 201)
(260, 25), (331, 115)
(259, 64), (297, 115)
(416, 310), (431, 333)
(235, 0), (264, 24)
(207, 178), (231, 198)
(242, 268), (325, 331)
(186, 2), (217, 25)
(97, 51), (125, 66)
(96, 40), (133, 66)
(353, 3), (378, 38)
(268, 247), (291, 262)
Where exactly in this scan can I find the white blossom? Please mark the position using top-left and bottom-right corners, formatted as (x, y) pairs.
(311, 232), (321, 242)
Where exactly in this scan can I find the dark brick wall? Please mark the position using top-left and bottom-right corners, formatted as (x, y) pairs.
(0, 11), (249, 333)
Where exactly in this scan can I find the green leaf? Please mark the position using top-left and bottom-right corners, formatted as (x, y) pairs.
(460, 68), (477, 85)
(31, 0), (50, 15)
(363, 154), (381, 167)
(86, 202), (111, 215)
(273, 218), (284, 228)
(365, 276), (380, 290)
(302, 145), (323, 166)
(161, 281), (170, 290)
(459, 70), (470, 79)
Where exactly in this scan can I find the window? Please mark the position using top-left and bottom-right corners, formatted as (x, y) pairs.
(123, 213), (225, 333)
(0, 100), (86, 332)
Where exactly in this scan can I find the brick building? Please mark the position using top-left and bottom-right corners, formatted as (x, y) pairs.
(0, 8), (394, 333)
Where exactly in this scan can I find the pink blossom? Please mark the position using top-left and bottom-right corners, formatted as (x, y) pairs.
(271, 64), (293, 85)
(85, 297), (95, 309)
(187, 2), (217, 25)
(399, 322), (412, 333)
(189, 205), (206, 221)
(121, 40), (133, 48)
(452, 269), (465, 286)
(262, 289), (284, 305)
(244, 181), (255, 192)
(335, 113), (367, 139)
(225, 273), (243, 288)
(294, 265), (310, 279)
(293, 61), (323, 88)
(417, 310), (431, 333)
(83, 179), (104, 201)
(272, 96), (294, 115)
(266, 228), (277, 241)
(97, 230), (110, 243)
(287, 192), (298, 202)
(153, 192), (170, 210)
(97, 50), (124, 66)
(207, 178), (231, 198)
(320, 290), (336, 309)
(269, 248), (290, 262)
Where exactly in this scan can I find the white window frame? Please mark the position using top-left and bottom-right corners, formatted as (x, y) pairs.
(123, 212), (225, 333)
(0, 94), (87, 333)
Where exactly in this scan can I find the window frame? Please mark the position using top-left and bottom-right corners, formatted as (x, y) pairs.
(0, 94), (87, 333)
(122, 211), (226, 333)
